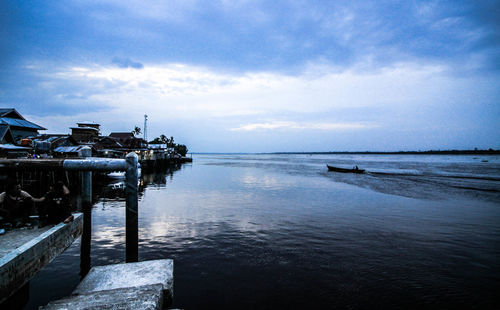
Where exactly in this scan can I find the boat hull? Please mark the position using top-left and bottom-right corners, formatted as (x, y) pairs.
(327, 165), (365, 173)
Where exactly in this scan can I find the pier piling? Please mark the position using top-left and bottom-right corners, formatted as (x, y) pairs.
(80, 147), (92, 278)
(125, 152), (139, 262)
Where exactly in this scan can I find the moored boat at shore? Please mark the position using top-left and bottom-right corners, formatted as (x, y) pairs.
(107, 163), (142, 179)
(327, 165), (365, 173)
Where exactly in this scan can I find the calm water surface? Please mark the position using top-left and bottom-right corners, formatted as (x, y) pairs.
(25, 154), (500, 309)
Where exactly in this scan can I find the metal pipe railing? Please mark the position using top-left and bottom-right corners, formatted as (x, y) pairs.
(0, 158), (127, 171)
(0, 150), (139, 263)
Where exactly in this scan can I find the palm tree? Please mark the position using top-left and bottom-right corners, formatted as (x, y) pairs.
(132, 126), (141, 137)
(160, 134), (167, 144)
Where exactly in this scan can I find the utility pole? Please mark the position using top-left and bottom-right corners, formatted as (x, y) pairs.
(143, 114), (148, 142)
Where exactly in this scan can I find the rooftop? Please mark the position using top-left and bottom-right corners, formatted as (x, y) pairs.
(70, 127), (99, 131)
(109, 132), (135, 139)
(0, 108), (46, 130)
(0, 118), (46, 130)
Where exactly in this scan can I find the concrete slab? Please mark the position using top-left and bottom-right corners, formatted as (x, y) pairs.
(0, 213), (83, 304)
(73, 259), (173, 305)
(40, 284), (164, 310)
(0, 226), (53, 259)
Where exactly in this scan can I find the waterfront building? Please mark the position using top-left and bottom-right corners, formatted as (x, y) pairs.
(0, 124), (15, 144)
(109, 132), (148, 149)
(94, 136), (123, 150)
(70, 122), (100, 143)
(32, 134), (79, 154)
(0, 124), (30, 157)
(53, 145), (95, 158)
(0, 108), (46, 142)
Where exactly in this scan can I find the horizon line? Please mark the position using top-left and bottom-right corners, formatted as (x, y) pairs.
(190, 149), (500, 155)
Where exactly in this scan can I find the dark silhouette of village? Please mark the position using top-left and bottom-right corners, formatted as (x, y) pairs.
(0, 108), (189, 161)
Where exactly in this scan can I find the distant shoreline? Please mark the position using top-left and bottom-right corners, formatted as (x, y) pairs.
(192, 149), (500, 155)
(271, 149), (500, 155)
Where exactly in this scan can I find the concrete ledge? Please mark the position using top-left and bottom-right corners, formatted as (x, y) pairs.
(0, 213), (83, 304)
(40, 284), (164, 310)
(0, 226), (53, 259)
(74, 259), (173, 305)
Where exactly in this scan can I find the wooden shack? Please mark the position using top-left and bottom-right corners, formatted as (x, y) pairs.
(0, 108), (46, 142)
(70, 123), (100, 143)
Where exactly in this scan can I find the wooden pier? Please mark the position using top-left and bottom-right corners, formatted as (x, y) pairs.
(0, 152), (179, 308)
(0, 213), (83, 304)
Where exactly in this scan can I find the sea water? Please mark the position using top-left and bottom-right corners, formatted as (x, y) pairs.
(25, 154), (500, 309)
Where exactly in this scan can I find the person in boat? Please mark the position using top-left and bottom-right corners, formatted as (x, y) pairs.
(37, 181), (73, 226)
(354, 165), (359, 171)
(0, 181), (43, 228)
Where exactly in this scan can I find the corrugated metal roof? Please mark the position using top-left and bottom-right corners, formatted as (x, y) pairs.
(77, 121), (99, 124)
(0, 124), (15, 144)
(0, 144), (30, 150)
(33, 136), (71, 145)
(0, 124), (9, 139)
(70, 126), (99, 131)
(109, 132), (134, 139)
(54, 145), (88, 153)
(0, 109), (22, 119)
(0, 109), (16, 116)
(0, 117), (46, 130)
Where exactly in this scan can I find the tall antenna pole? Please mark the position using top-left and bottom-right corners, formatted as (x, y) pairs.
(143, 114), (148, 141)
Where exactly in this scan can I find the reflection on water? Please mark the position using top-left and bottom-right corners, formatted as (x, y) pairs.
(22, 155), (500, 309)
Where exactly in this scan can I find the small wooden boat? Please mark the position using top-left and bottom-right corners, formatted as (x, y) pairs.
(107, 163), (142, 179)
(327, 165), (365, 173)
(107, 171), (125, 179)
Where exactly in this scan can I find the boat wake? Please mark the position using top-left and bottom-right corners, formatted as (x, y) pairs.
(368, 170), (500, 182)
(327, 168), (500, 201)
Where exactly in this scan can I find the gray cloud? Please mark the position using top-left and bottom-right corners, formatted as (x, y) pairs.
(2, 1), (498, 75)
(112, 57), (144, 69)
(1, 1), (499, 151)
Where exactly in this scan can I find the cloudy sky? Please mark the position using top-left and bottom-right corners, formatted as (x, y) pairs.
(1, 0), (499, 152)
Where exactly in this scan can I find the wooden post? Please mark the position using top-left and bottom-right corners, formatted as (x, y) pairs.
(80, 148), (92, 203)
(125, 152), (139, 262)
(80, 147), (92, 277)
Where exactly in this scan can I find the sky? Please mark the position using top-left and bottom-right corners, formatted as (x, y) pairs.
(1, 0), (499, 152)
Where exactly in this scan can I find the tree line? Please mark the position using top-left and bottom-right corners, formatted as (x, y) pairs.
(149, 134), (188, 157)
(132, 127), (188, 156)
